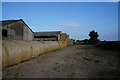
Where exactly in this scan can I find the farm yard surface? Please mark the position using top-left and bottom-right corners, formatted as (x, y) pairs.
(3, 45), (119, 78)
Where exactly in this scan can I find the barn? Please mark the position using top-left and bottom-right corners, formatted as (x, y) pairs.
(1, 19), (34, 40)
(34, 31), (73, 45)
(34, 31), (62, 41)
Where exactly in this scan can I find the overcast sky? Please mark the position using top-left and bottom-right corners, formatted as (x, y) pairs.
(2, 2), (118, 41)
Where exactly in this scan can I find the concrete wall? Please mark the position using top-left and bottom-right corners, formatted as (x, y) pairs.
(2, 21), (34, 40)
(23, 25), (34, 40)
(58, 35), (60, 41)
(8, 22), (24, 40)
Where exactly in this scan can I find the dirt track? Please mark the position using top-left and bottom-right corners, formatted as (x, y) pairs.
(3, 45), (119, 78)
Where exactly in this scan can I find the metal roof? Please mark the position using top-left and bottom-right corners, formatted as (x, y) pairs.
(34, 31), (62, 36)
(0, 19), (34, 33)
(0, 19), (20, 26)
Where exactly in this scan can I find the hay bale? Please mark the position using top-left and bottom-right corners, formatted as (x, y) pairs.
(58, 41), (63, 49)
(41, 41), (49, 53)
(2, 40), (22, 66)
(67, 39), (73, 45)
(13, 40), (33, 62)
(43, 41), (54, 53)
(38, 41), (60, 55)
(37, 41), (46, 55)
(52, 41), (60, 50)
(58, 41), (67, 49)
(31, 41), (51, 55)
(2, 44), (9, 70)
(47, 41), (58, 51)
(63, 41), (67, 47)
(2, 40), (67, 70)
(47, 41), (60, 51)
(29, 41), (40, 58)
(0, 41), (2, 70)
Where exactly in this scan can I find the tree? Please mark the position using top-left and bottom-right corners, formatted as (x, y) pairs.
(71, 38), (76, 44)
(76, 40), (80, 42)
(88, 30), (99, 44)
(73, 39), (76, 44)
(83, 39), (89, 44)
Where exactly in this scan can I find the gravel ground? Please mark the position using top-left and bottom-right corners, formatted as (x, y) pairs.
(2, 45), (119, 78)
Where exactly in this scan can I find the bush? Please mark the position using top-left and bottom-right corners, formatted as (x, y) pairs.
(88, 38), (100, 44)
(83, 39), (89, 44)
(96, 41), (120, 51)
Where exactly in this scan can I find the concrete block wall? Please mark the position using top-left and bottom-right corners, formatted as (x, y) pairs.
(2, 21), (34, 41)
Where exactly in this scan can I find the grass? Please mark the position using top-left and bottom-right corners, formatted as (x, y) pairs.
(67, 42), (95, 46)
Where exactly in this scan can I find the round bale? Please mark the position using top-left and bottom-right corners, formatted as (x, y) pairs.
(2, 40), (22, 67)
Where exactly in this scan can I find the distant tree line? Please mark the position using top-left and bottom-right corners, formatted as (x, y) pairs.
(73, 30), (100, 45)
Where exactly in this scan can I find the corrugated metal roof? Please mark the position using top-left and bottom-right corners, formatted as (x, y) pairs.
(0, 19), (21, 26)
(34, 31), (62, 36)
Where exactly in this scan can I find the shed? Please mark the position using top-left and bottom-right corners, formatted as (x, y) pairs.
(34, 31), (62, 41)
(1, 19), (34, 40)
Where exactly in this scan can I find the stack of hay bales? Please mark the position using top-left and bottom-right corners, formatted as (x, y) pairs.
(66, 35), (73, 45)
(60, 33), (73, 45)
(60, 33), (67, 41)
(65, 34), (69, 41)
(2, 40), (67, 70)
(58, 41), (67, 49)
(67, 39), (73, 45)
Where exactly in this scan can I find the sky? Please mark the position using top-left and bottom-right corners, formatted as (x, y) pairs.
(1, 0), (120, 2)
(2, 2), (119, 41)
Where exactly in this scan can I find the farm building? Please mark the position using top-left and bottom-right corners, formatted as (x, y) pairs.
(34, 31), (73, 45)
(1, 19), (34, 40)
(34, 31), (62, 41)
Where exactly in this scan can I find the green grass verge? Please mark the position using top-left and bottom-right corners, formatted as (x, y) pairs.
(67, 43), (95, 46)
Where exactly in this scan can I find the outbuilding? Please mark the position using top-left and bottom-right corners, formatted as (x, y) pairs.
(1, 19), (34, 40)
(34, 31), (62, 41)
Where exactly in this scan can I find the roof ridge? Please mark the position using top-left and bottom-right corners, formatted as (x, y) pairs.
(0, 19), (22, 22)
(35, 31), (62, 33)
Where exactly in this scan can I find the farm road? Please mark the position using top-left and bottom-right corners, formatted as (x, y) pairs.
(3, 45), (119, 78)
